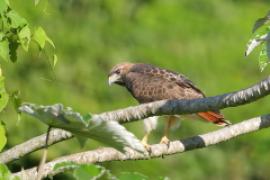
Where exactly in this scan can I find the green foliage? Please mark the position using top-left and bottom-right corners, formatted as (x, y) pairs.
(73, 164), (103, 180)
(33, 26), (54, 49)
(0, 163), (20, 180)
(18, 25), (31, 51)
(0, 121), (7, 152)
(0, 0), (56, 63)
(54, 161), (80, 171)
(0, 40), (10, 62)
(53, 162), (162, 180)
(252, 11), (270, 33)
(0, 69), (9, 112)
(118, 172), (149, 180)
(54, 162), (107, 180)
(246, 10), (270, 71)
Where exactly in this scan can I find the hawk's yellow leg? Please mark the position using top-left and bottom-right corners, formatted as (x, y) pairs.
(141, 132), (151, 151)
(160, 116), (177, 145)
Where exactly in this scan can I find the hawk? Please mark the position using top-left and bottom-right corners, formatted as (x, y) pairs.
(108, 62), (230, 148)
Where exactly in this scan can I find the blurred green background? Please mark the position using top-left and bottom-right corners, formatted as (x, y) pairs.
(2, 0), (270, 179)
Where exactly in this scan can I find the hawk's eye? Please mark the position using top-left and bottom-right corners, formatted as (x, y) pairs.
(115, 69), (120, 74)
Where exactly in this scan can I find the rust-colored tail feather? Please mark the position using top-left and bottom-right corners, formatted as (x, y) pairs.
(197, 111), (231, 126)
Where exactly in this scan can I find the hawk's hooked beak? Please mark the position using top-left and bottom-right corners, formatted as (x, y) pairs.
(108, 73), (121, 86)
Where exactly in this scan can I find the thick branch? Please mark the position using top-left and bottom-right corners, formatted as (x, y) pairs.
(0, 129), (72, 163)
(13, 114), (270, 179)
(94, 76), (270, 122)
(1, 76), (270, 163)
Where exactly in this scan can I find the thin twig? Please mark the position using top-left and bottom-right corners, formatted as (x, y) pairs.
(36, 126), (51, 180)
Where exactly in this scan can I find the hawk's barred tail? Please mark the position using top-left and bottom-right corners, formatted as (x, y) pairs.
(197, 111), (231, 126)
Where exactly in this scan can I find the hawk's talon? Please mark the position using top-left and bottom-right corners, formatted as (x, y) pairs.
(160, 136), (170, 148)
(141, 141), (151, 153)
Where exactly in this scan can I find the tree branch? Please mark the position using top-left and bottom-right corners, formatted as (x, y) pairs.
(13, 114), (270, 179)
(1, 76), (270, 164)
(0, 129), (72, 163)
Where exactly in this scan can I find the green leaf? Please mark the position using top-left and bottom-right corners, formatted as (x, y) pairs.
(258, 39), (270, 72)
(33, 27), (46, 49)
(73, 164), (102, 180)
(253, 11), (270, 33)
(18, 25), (31, 51)
(0, 164), (20, 180)
(0, 40), (10, 61)
(53, 161), (79, 171)
(0, 122), (7, 151)
(8, 38), (19, 62)
(0, 0), (8, 13)
(82, 113), (91, 124)
(6, 10), (27, 28)
(52, 54), (57, 68)
(19, 103), (146, 152)
(33, 27), (55, 49)
(46, 35), (55, 49)
(0, 164), (11, 180)
(0, 70), (9, 112)
(245, 33), (268, 56)
(118, 172), (149, 180)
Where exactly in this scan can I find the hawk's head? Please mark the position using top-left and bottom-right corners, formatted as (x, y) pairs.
(108, 62), (133, 86)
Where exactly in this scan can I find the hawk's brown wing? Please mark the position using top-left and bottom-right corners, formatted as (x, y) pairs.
(125, 64), (204, 103)
(128, 63), (205, 97)
(124, 71), (203, 103)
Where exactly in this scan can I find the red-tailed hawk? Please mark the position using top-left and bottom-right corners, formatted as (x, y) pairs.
(108, 62), (230, 148)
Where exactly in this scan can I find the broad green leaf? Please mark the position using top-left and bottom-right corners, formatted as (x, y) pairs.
(19, 103), (146, 152)
(18, 25), (31, 51)
(73, 164), (102, 180)
(33, 27), (55, 49)
(0, 40), (10, 61)
(0, 164), (20, 180)
(0, 122), (7, 151)
(0, 164), (11, 180)
(0, 0), (8, 13)
(119, 172), (149, 180)
(253, 11), (270, 33)
(6, 10), (27, 28)
(0, 70), (9, 112)
(33, 27), (46, 49)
